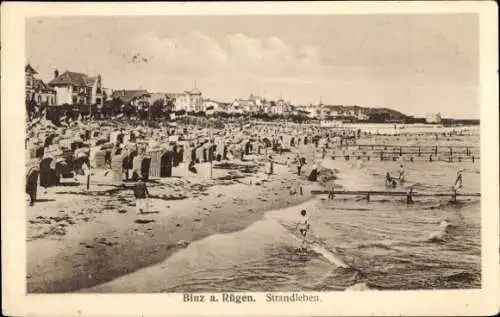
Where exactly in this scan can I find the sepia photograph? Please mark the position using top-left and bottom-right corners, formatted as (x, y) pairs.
(2, 2), (498, 316)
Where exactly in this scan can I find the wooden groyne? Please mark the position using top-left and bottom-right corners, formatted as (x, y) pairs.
(325, 144), (480, 163)
(311, 190), (480, 203)
(355, 144), (479, 155)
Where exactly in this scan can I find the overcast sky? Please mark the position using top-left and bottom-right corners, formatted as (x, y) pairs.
(26, 15), (479, 118)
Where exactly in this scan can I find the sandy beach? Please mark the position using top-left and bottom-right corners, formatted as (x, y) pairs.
(27, 151), (325, 293)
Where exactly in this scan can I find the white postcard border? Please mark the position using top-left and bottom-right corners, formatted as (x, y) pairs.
(2, 2), (498, 316)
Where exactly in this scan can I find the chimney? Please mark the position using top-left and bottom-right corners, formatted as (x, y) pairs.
(54, 69), (59, 79)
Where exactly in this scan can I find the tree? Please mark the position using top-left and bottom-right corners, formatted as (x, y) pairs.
(25, 99), (37, 120)
(165, 98), (176, 112)
(150, 99), (165, 120)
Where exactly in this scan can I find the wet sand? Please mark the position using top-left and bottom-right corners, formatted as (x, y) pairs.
(27, 156), (324, 293)
(26, 131), (480, 292)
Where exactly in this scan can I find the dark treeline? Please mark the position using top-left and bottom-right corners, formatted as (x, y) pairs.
(27, 100), (479, 126)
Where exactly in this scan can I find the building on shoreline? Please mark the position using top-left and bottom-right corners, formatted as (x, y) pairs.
(111, 90), (151, 109)
(48, 69), (104, 108)
(426, 112), (442, 124)
(231, 99), (256, 113)
(25, 64), (56, 107)
(175, 87), (203, 112)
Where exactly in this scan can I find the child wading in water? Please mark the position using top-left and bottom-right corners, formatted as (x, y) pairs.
(296, 209), (310, 251)
(451, 168), (464, 202)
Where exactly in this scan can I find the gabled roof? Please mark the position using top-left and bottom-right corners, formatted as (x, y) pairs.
(111, 90), (150, 104)
(25, 64), (38, 75)
(218, 103), (230, 110)
(84, 76), (97, 87)
(203, 99), (220, 104)
(165, 93), (183, 99)
(233, 99), (255, 107)
(185, 87), (202, 95)
(48, 71), (88, 86)
(32, 79), (54, 91)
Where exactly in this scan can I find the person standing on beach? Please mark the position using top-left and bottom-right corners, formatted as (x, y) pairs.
(82, 158), (91, 191)
(267, 155), (274, 176)
(296, 154), (303, 176)
(26, 168), (38, 206)
(134, 176), (150, 214)
(308, 162), (319, 182)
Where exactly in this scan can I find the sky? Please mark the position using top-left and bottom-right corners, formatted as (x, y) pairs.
(26, 15), (479, 119)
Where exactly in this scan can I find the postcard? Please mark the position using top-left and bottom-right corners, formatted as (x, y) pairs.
(2, 1), (498, 316)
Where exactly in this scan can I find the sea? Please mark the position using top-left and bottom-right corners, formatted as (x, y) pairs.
(87, 156), (481, 292)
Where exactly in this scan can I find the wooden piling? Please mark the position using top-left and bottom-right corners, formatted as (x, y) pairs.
(451, 190), (457, 203)
(406, 188), (414, 204)
(311, 190), (480, 198)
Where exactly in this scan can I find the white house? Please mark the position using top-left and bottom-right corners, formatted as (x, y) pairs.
(48, 69), (104, 107)
(357, 111), (370, 121)
(426, 112), (442, 124)
(231, 99), (257, 113)
(175, 88), (203, 112)
(25, 64), (56, 106)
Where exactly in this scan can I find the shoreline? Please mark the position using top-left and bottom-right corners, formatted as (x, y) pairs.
(27, 158), (324, 293)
